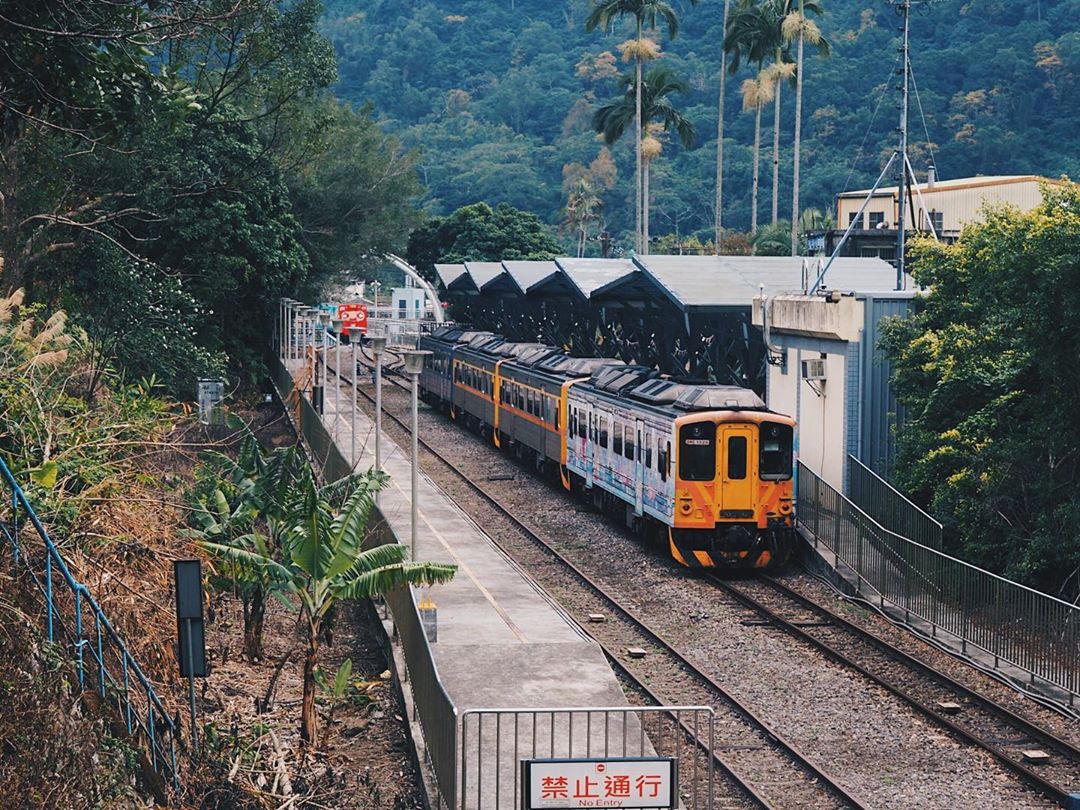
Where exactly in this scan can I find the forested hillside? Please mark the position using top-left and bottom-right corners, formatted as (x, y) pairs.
(323, 0), (1080, 248)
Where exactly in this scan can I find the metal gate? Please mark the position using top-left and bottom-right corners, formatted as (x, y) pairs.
(459, 706), (714, 809)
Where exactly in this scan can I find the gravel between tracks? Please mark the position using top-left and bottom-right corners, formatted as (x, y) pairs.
(339, 369), (1060, 810)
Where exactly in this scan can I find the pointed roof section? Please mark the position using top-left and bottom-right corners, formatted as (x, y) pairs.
(434, 263), (467, 289)
(501, 260), (561, 296)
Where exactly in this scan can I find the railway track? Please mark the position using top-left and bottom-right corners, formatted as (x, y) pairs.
(708, 572), (1080, 806)
(330, 349), (1074, 807)
(328, 353), (867, 809)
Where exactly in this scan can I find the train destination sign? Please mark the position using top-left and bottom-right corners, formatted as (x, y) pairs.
(521, 757), (677, 809)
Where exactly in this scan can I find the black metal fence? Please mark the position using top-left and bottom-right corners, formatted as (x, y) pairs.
(847, 454), (942, 550)
(799, 461), (1079, 708)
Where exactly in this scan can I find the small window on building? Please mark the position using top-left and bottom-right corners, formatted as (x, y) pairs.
(849, 211), (864, 228)
(868, 211), (885, 229)
(926, 209), (943, 234)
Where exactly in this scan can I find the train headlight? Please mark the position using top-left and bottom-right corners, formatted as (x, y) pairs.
(778, 500), (793, 515)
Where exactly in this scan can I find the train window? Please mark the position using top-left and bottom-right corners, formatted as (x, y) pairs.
(679, 423), (715, 481)
(727, 435), (748, 480)
(760, 423), (794, 480)
(645, 436), (653, 469)
(555, 402), (560, 429)
(657, 438), (668, 481)
(613, 424), (623, 456)
(624, 430), (635, 461)
(599, 419), (608, 448)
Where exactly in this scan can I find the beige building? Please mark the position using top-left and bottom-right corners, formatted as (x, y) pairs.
(835, 174), (1059, 244)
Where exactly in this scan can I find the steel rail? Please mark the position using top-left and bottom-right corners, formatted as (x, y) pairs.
(706, 572), (1079, 807)
(327, 355), (869, 810)
(347, 349), (1078, 805)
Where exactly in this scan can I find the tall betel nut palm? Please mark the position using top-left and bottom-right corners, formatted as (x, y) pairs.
(715, 0), (732, 253)
(724, 0), (781, 235)
(784, 0), (829, 255)
(586, 0), (696, 254)
(594, 64), (696, 249)
(202, 466), (456, 748)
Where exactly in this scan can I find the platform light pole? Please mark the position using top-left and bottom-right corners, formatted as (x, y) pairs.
(369, 333), (388, 500)
(348, 326), (363, 467)
(283, 299), (293, 364)
(305, 307), (320, 400)
(317, 311), (331, 415)
(331, 318), (344, 439)
(401, 344), (431, 561)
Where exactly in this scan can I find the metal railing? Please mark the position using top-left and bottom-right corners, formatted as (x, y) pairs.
(847, 454), (942, 550)
(270, 351), (459, 805)
(0, 455), (180, 790)
(367, 317), (446, 348)
(798, 461), (1080, 707)
(459, 706), (715, 810)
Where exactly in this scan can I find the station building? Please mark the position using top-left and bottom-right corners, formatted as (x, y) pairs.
(806, 173), (1060, 260)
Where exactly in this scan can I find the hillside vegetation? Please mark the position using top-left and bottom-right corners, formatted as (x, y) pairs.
(323, 0), (1080, 249)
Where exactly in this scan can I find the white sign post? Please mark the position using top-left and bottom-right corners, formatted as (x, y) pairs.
(522, 758), (677, 809)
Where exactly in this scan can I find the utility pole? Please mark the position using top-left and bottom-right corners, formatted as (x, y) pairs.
(895, 0), (911, 291)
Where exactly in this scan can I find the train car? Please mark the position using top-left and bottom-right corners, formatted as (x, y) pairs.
(564, 367), (795, 569)
(416, 330), (796, 570)
(495, 350), (621, 471)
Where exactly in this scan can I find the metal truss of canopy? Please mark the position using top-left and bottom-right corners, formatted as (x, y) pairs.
(432, 255), (900, 394)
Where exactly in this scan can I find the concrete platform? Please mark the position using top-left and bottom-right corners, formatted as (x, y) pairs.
(279, 355), (650, 808)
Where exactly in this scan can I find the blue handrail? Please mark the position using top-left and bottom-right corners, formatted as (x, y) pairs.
(0, 454), (181, 791)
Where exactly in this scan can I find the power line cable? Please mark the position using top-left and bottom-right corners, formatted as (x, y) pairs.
(841, 50), (902, 196)
(908, 58), (938, 173)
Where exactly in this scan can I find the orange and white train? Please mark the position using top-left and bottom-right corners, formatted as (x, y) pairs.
(418, 326), (796, 570)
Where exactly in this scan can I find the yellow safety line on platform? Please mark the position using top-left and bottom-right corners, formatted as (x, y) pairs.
(313, 375), (531, 648)
(385, 472), (531, 644)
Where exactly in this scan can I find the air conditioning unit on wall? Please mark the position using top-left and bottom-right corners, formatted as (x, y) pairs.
(801, 358), (827, 381)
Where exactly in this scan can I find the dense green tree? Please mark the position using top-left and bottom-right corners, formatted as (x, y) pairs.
(879, 181), (1080, 598)
(405, 202), (562, 281)
(322, 0), (1080, 244)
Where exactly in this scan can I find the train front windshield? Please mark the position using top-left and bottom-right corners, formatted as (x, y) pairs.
(759, 422), (794, 480)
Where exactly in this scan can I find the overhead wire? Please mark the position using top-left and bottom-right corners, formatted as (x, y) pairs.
(908, 58), (938, 173)
(841, 49), (903, 196)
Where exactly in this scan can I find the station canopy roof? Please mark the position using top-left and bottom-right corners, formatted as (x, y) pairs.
(501, 260), (561, 296)
(434, 263), (467, 289)
(461, 261), (513, 294)
(590, 255), (907, 312)
(522, 257), (637, 302)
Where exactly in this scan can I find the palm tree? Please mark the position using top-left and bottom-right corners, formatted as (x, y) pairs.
(593, 65), (695, 249)
(724, 0), (780, 234)
(564, 178), (604, 257)
(586, 0), (695, 254)
(784, 0), (829, 255)
(187, 435), (305, 661)
(750, 218), (792, 255)
(203, 466), (456, 748)
(714, 0), (731, 254)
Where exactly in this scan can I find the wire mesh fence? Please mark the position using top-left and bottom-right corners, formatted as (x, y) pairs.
(799, 461), (1079, 707)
